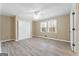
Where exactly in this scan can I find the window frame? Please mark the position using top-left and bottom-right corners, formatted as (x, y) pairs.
(40, 19), (57, 33)
(40, 21), (48, 33)
(47, 20), (57, 33)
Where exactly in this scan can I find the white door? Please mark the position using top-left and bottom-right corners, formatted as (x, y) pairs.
(18, 20), (31, 40)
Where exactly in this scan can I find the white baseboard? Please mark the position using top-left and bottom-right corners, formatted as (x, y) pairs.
(15, 37), (32, 41)
(32, 35), (70, 43)
(0, 39), (15, 43)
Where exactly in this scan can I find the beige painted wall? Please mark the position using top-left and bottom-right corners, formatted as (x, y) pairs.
(0, 16), (16, 41)
(10, 16), (16, 39)
(0, 17), (1, 40)
(0, 15), (70, 42)
(32, 21), (37, 36)
(32, 15), (70, 41)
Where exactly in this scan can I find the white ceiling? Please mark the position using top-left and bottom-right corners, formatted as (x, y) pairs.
(0, 3), (73, 20)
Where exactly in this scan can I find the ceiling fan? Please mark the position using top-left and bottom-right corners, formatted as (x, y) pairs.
(33, 10), (40, 19)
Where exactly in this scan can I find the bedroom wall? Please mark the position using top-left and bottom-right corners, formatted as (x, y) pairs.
(32, 14), (70, 41)
(0, 17), (1, 40)
(0, 16), (16, 41)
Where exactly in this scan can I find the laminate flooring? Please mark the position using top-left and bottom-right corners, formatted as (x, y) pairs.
(1, 37), (76, 56)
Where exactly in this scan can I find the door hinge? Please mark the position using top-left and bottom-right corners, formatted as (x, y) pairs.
(72, 44), (75, 46)
(72, 28), (75, 31)
(72, 12), (75, 15)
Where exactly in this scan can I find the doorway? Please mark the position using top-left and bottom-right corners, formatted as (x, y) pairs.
(16, 19), (32, 41)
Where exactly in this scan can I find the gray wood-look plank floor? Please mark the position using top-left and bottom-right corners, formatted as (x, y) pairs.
(1, 37), (76, 56)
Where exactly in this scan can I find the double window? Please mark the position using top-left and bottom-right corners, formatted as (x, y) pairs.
(40, 20), (57, 33)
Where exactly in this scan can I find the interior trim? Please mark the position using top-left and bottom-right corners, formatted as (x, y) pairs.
(0, 39), (15, 43)
(32, 35), (70, 43)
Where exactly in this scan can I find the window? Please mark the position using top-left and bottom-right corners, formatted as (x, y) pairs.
(48, 20), (57, 32)
(40, 20), (57, 33)
(40, 22), (47, 32)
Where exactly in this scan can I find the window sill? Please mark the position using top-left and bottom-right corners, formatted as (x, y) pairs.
(40, 32), (57, 33)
